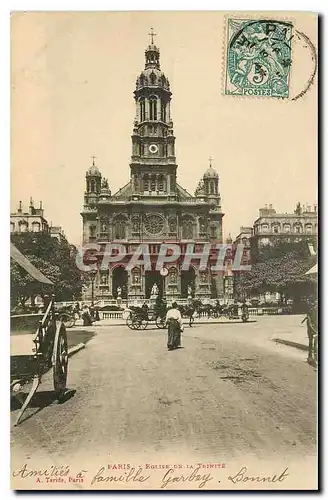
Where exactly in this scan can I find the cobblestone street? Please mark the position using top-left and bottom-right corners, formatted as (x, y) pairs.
(11, 315), (317, 489)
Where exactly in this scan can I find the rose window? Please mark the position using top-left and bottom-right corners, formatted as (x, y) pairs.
(144, 214), (164, 236)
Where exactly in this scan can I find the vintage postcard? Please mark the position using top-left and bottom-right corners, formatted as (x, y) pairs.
(10, 11), (318, 490)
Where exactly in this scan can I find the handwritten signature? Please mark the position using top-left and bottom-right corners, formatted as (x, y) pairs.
(228, 466), (289, 484)
(91, 467), (150, 486)
(161, 466), (213, 489)
(12, 464), (70, 479)
(12, 463), (291, 489)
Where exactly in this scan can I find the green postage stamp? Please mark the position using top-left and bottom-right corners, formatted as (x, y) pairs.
(225, 19), (293, 98)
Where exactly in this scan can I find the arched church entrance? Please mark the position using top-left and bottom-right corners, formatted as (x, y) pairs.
(112, 266), (128, 299)
(181, 267), (196, 298)
(145, 271), (163, 299)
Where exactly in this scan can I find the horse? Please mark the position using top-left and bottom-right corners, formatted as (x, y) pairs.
(176, 303), (195, 327)
(192, 300), (213, 319)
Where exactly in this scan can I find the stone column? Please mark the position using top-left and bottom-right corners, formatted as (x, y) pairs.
(126, 270), (131, 302)
(140, 266), (145, 299)
(108, 267), (113, 298)
(157, 96), (161, 121)
(177, 265), (181, 296)
(132, 140), (139, 156)
(163, 176), (167, 193)
(167, 173), (171, 194)
(94, 270), (100, 300)
(162, 102), (167, 123)
(108, 221), (113, 240)
(145, 99), (149, 120)
(136, 100), (140, 122)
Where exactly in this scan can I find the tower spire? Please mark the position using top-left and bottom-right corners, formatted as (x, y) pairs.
(145, 30), (160, 69)
(149, 28), (156, 45)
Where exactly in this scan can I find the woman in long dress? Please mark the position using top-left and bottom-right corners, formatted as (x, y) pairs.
(165, 302), (183, 350)
(82, 305), (93, 326)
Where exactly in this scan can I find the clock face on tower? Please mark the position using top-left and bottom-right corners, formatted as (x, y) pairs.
(149, 144), (158, 154)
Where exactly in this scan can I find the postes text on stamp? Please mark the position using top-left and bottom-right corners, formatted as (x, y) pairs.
(225, 19), (293, 98)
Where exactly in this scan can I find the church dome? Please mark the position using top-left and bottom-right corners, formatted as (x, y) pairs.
(203, 165), (219, 179)
(136, 66), (170, 91)
(86, 164), (101, 177)
(137, 67), (169, 87)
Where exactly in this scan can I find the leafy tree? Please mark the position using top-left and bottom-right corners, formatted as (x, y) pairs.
(11, 232), (84, 306)
(10, 256), (60, 308)
(235, 240), (317, 306)
(251, 237), (317, 264)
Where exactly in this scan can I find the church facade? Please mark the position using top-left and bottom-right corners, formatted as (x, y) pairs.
(81, 35), (224, 302)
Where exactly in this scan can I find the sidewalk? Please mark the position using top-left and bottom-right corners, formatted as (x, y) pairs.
(74, 317), (255, 328)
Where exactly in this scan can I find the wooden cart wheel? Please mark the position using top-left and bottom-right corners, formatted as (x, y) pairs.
(133, 315), (148, 330)
(140, 318), (148, 330)
(53, 323), (68, 394)
(155, 316), (166, 329)
(133, 315), (142, 329)
(126, 312), (137, 330)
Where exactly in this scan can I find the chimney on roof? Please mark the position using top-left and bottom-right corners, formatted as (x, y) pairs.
(18, 201), (22, 213)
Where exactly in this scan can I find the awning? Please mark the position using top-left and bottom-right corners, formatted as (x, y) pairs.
(305, 263), (318, 275)
(10, 243), (53, 285)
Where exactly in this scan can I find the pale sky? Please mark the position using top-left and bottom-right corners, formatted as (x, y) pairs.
(11, 11), (318, 245)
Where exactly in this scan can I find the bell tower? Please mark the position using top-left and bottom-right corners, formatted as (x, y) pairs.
(130, 30), (178, 199)
(84, 156), (102, 207)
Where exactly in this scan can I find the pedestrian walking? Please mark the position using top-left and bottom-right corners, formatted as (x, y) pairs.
(241, 300), (249, 322)
(94, 307), (100, 322)
(165, 302), (183, 351)
(89, 303), (95, 320)
(73, 302), (81, 319)
(82, 305), (93, 326)
(303, 299), (318, 366)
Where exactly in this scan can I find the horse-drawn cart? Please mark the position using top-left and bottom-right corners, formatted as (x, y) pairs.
(11, 301), (68, 425)
(10, 244), (69, 426)
(125, 303), (166, 330)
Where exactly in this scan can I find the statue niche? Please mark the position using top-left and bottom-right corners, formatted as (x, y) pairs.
(168, 217), (177, 233)
(131, 216), (140, 233)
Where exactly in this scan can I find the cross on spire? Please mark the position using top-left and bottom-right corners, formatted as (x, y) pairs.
(91, 155), (97, 166)
(149, 28), (156, 45)
(209, 156), (214, 166)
